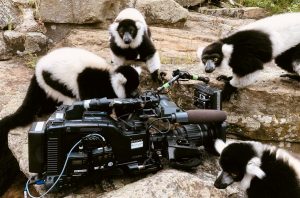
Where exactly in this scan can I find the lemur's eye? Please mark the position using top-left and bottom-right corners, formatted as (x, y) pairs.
(214, 58), (218, 62)
(202, 58), (207, 63)
(230, 173), (238, 178)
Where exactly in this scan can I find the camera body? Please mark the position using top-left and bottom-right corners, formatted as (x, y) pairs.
(28, 84), (225, 190)
(194, 83), (222, 110)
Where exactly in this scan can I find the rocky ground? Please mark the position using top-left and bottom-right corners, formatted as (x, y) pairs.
(1, 8), (300, 198)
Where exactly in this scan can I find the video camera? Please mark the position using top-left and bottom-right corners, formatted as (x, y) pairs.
(28, 70), (226, 191)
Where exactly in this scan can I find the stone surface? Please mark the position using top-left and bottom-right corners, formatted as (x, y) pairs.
(0, 32), (12, 60)
(14, 8), (47, 33)
(1, 10), (300, 197)
(39, 0), (129, 26)
(3, 30), (26, 53)
(135, 0), (189, 27)
(23, 32), (48, 54)
(174, 0), (206, 7)
(0, 0), (21, 30)
(3, 30), (48, 55)
(198, 7), (269, 19)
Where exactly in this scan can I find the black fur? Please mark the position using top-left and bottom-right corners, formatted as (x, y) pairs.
(117, 19), (138, 40)
(217, 142), (300, 198)
(247, 150), (300, 198)
(222, 81), (237, 101)
(221, 30), (273, 77)
(0, 66), (140, 142)
(43, 71), (76, 98)
(110, 30), (156, 62)
(0, 76), (57, 139)
(219, 143), (256, 181)
(114, 65), (140, 97)
(275, 43), (300, 73)
(77, 68), (117, 99)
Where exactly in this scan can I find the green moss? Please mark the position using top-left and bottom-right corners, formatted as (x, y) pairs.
(236, 0), (300, 14)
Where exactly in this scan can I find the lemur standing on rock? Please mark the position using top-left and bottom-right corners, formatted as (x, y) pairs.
(0, 47), (141, 142)
(109, 8), (163, 82)
(197, 12), (300, 101)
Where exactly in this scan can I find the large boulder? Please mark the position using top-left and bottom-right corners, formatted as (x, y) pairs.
(0, 33), (12, 60)
(135, 0), (189, 27)
(0, 0), (21, 30)
(174, 0), (206, 7)
(39, 0), (129, 26)
(197, 7), (269, 19)
(3, 30), (48, 55)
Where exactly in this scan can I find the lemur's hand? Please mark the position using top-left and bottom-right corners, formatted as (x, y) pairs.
(151, 70), (167, 84)
(222, 82), (237, 101)
(280, 74), (300, 82)
(217, 75), (233, 82)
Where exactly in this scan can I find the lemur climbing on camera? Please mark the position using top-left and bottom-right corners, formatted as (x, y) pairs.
(0, 47), (141, 142)
(109, 8), (162, 82)
(197, 12), (300, 101)
(214, 140), (300, 198)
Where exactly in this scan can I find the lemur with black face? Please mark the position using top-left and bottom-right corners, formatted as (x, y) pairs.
(214, 140), (300, 198)
(0, 47), (141, 142)
(197, 12), (300, 101)
(109, 8), (162, 82)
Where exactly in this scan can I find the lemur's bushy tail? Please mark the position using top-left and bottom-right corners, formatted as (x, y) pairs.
(0, 75), (56, 143)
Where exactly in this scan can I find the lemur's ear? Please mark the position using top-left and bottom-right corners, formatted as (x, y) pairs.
(133, 66), (142, 75)
(215, 139), (226, 154)
(197, 47), (205, 60)
(246, 157), (266, 179)
(135, 21), (143, 30)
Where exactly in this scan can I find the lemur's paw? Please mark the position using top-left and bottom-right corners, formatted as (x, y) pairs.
(217, 75), (233, 82)
(280, 73), (300, 82)
(221, 82), (238, 102)
(151, 70), (166, 84)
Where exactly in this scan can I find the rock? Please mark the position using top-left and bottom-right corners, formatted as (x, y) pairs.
(23, 32), (48, 54)
(0, 32), (12, 60)
(3, 30), (48, 55)
(3, 30), (26, 53)
(175, 0), (206, 7)
(14, 8), (47, 33)
(0, 0), (21, 30)
(100, 169), (240, 198)
(135, 0), (189, 27)
(39, 0), (130, 26)
(197, 7), (269, 19)
(157, 63), (300, 144)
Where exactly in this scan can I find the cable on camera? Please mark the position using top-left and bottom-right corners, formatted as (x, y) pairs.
(24, 133), (105, 198)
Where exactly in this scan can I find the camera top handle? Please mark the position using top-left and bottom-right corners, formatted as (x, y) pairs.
(156, 69), (209, 93)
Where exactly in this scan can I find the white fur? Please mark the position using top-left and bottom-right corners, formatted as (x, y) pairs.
(239, 12), (300, 57)
(274, 148), (300, 180)
(110, 49), (126, 67)
(220, 44), (233, 70)
(293, 60), (300, 74)
(218, 171), (234, 186)
(246, 157), (266, 179)
(146, 51), (161, 73)
(222, 141), (300, 190)
(111, 73), (127, 99)
(35, 47), (111, 104)
(133, 66), (142, 75)
(230, 70), (261, 88)
(215, 139), (227, 154)
(109, 8), (147, 50)
(197, 47), (204, 60)
(114, 8), (147, 26)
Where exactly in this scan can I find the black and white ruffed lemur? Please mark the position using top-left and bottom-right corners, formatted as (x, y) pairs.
(0, 47), (141, 142)
(109, 8), (163, 82)
(214, 140), (300, 198)
(197, 12), (300, 101)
